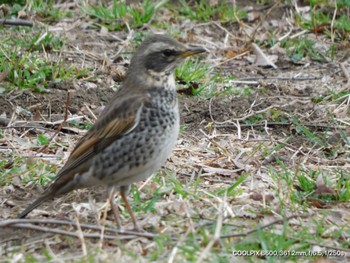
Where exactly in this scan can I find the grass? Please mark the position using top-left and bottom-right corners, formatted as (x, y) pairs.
(0, 0), (350, 262)
(295, 0), (350, 40)
(0, 30), (89, 92)
(2, 159), (350, 262)
(176, 59), (211, 96)
(280, 36), (327, 62)
(81, 0), (165, 30)
(292, 118), (328, 147)
(172, 0), (247, 22)
(0, 154), (57, 187)
(19, 0), (73, 21)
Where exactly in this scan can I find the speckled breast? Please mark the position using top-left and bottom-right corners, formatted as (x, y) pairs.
(92, 88), (179, 184)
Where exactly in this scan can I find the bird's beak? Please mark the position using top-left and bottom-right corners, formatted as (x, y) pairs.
(179, 47), (206, 58)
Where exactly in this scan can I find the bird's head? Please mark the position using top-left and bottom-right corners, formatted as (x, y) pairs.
(126, 34), (206, 87)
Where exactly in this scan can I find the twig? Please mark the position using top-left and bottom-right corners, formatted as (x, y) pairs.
(238, 76), (322, 81)
(219, 212), (350, 254)
(289, 29), (309, 39)
(216, 121), (341, 131)
(0, 19), (33, 27)
(75, 217), (87, 256)
(0, 125), (67, 133)
(3, 223), (125, 240)
(199, 129), (230, 156)
(208, 97), (215, 125)
(250, 0), (282, 41)
(0, 218), (158, 239)
(220, 213), (312, 238)
(213, 99), (311, 124)
(190, 216), (240, 230)
(0, 116), (85, 129)
(195, 21), (243, 41)
(196, 197), (224, 263)
(223, 105), (275, 122)
(83, 103), (98, 120)
(211, 50), (250, 69)
(293, 239), (350, 253)
(340, 62), (350, 89)
(37, 91), (70, 153)
(228, 80), (259, 85)
(330, 2), (337, 43)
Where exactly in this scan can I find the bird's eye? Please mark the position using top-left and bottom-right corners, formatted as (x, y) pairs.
(162, 49), (175, 57)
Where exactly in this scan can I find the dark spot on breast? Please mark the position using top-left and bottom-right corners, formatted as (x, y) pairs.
(150, 121), (158, 127)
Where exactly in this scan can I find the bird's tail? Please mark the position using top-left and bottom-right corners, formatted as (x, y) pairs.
(17, 192), (54, 218)
(17, 176), (79, 218)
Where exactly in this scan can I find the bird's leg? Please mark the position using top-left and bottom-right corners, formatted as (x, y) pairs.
(108, 187), (122, 229)
(120, 186), (141, 231)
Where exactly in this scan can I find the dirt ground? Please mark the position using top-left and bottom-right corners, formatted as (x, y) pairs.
(0, 0), (350, 262)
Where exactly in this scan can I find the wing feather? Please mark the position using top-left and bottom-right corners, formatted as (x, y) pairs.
(55, 94), (146, 180)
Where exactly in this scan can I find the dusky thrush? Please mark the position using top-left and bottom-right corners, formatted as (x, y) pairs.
(18, 34), (206, 230)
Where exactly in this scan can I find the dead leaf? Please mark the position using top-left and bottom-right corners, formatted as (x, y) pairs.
(176, 77), (200, 96)
(309, 199), (326, 208)
(251, 43), (278, 68)
(314, 175), (335, 195)
(111, 64), (126, 82)
(225, 49), (238, 59)
(100, 26), (109, 35)
(0, 4), (9, 17)
(0, 69), (9, 82)
(250, 193), (274, 202)
(17, 10), (27, 19)
(202, 166), (239, 176)
(247, 11), (260, 22)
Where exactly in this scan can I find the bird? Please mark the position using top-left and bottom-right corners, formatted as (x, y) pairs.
(18, 34), (206, 230)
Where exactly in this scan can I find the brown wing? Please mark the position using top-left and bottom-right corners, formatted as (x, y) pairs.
(55, 93), (147, 182)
